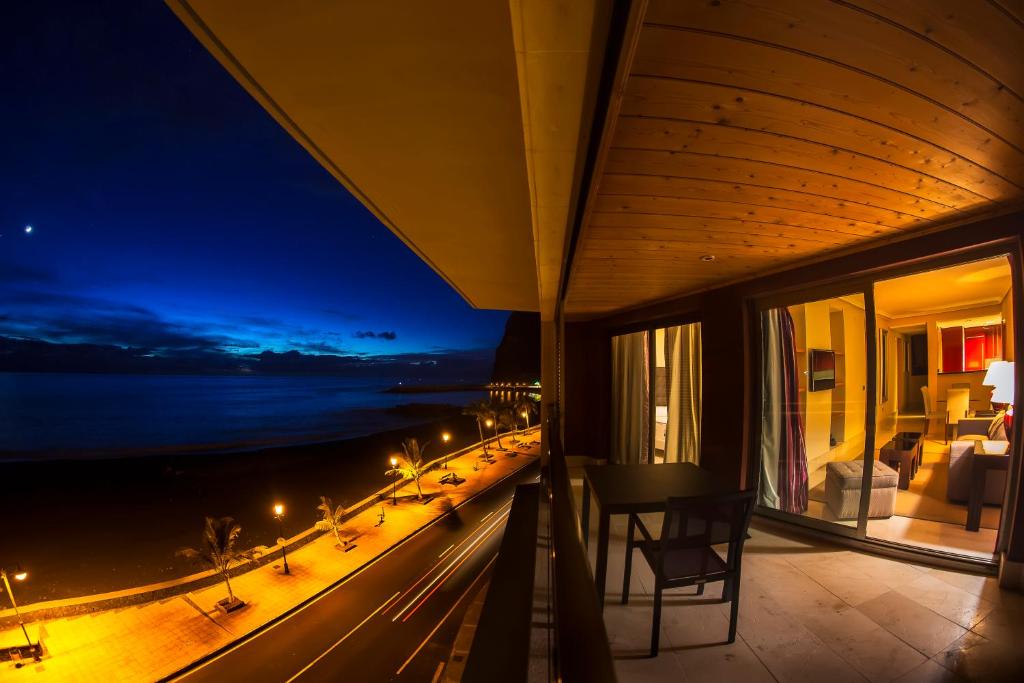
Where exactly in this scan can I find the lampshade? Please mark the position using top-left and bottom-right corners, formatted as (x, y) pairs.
(983, 361), (1015, 404)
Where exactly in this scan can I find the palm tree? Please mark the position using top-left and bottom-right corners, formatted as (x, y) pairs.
(315, 496), (347, 547)
(490, 400), (511, 450)
(386, 438), (430, 500)
(515, 396), (537, 436)
(176, 517), (260, 607)
(463, 399), (494, 455)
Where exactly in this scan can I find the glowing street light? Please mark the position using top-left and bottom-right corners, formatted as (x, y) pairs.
(1, 565), (32, 650)
(272, 503), (290, 575)
(390, 456), (399, 505)
(441, 432), (451, 469)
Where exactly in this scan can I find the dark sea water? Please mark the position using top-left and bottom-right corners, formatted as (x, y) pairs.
(0, 372), (486, 458)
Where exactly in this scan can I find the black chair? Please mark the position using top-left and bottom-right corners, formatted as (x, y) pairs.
(621, 489), (756, 656)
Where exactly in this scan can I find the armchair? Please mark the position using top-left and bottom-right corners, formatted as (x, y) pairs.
(948, 413), (1008, 505)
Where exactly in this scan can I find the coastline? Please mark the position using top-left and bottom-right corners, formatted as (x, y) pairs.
(1, 415), (483, 603)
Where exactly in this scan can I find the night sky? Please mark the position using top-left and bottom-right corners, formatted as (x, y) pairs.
(0, 2), (510, 370)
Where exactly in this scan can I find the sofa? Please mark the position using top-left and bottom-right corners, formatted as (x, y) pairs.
(947, 413), (1009, 505)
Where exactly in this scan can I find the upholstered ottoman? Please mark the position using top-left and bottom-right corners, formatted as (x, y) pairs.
(825, 460), (898, 520)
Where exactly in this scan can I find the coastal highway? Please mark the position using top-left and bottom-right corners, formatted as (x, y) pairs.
(169, 459), (540, 683)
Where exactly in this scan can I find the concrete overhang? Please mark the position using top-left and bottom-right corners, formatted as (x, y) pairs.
(168, 1), (542, 311)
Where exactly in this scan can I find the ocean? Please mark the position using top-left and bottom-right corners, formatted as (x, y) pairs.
(0, 372), (487, 458)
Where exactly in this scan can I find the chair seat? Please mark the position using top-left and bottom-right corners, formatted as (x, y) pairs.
(637, 540), (728, 581)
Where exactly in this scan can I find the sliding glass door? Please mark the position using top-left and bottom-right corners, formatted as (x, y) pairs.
(758, 292), (870, 534)
(611, 323), (701, 465)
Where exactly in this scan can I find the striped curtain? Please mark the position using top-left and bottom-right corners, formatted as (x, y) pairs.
(611, 330), (650, 464)
(664, 323), (701, 464)
(777, 308), (808, 513)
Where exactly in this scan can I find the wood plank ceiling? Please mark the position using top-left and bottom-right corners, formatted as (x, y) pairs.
(565, 0), (1024, 317)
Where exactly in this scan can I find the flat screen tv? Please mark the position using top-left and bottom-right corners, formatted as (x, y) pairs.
(809, 348), (836, 391)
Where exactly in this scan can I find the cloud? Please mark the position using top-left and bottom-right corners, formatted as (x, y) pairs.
(0, 262), (57, 286)
(353, 330), (397, 340)
(0, 289), (239, 353)
(290, 340), (343, 354)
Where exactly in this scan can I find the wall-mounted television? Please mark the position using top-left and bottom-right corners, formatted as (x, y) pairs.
(809, 349), (836, 391)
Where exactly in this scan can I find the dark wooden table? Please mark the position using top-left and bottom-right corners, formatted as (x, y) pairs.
(966, 443), (1009, 532)
(581, 462), (735, 606)
(879, 431), (923, 490)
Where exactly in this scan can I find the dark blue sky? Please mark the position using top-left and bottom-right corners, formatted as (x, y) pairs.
(0, 1), (509, 362)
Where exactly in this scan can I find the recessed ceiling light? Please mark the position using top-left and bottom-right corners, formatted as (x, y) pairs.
(700, 254), (716, 262)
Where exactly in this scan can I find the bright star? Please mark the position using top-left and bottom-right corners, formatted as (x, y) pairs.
(24, 225), (33, 234)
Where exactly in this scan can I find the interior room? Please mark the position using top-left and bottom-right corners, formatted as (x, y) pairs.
(767, 256), (1016, 559)
(867, 256), (1015, 558)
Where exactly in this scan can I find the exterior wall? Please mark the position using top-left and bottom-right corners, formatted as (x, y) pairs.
(561, 212), (1024, 570)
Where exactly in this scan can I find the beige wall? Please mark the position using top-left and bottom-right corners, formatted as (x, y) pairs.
(789, 297), (866, 464)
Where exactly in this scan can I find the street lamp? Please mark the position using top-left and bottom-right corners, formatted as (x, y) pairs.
(390, 456), (399, 504)
(1, 565), (32, 650)
(273, 503), (290, 575)
(441, 432), (451, 469)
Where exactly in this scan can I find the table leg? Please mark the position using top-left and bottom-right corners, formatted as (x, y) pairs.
(581, 479), (591, 550)
(595, 512), (610, 608)
(966, 463), (984, 532)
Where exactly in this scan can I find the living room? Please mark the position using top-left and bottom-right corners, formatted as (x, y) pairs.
(866, 256), (1015, 558)
(760, 254), (1015, 562)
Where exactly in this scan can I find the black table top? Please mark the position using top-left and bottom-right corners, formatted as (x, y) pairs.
(584, 462), (737, 513)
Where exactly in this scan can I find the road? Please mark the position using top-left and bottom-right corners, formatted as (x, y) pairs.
(170, 459), (540, 683)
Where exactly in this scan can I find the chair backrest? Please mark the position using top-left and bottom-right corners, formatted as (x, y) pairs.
(946, 387), (971, 422)
(658, 489), (756, 575)
(921, 386), (931, 415)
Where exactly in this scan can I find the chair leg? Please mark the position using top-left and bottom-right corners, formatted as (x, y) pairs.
(651, 583), (663, 657)
(728, 573), (741, 644)
(695, 582), (704, 596)
(622, 516), (635, 605)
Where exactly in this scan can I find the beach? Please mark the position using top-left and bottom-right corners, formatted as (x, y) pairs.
(1, 415), (484, 604)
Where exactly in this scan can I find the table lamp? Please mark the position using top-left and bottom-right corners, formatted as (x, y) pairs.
(983, 360), (1015, 438)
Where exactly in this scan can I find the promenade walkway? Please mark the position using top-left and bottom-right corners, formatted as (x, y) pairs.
(0, 430), (540, 681)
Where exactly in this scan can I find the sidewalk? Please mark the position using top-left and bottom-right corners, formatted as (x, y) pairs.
(1, 430), (540, 681)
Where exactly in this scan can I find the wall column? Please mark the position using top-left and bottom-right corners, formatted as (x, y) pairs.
(540, 316), (557, 465)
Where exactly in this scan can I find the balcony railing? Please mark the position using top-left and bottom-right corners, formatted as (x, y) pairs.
(463, 408), (615, 681)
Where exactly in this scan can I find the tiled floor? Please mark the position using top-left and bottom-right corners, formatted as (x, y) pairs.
(582, 510), (1024, 682)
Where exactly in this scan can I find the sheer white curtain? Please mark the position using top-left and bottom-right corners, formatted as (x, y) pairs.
(759, 310), (782, 509)
(611, 331), (649, 464)
(664, 323), (701, 463)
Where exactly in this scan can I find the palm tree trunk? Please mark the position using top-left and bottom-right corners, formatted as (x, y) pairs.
(333, 527), (342, 546)
(223, 570), (235, 602)
(477, 418), (488, 454)
(415, 475), (423, 499)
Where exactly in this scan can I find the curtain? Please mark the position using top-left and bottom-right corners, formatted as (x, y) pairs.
(759, 310), (782, 509)
(760, 308), (808, 513)
(777, 308), (808, 513)
(611, 331), (649, 464)
(664, 323), (701, 463)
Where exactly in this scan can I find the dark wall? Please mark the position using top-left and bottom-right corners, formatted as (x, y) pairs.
(563, 322), (611, 459)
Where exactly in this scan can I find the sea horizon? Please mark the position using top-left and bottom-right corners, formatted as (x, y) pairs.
(0, 371), (488, 459)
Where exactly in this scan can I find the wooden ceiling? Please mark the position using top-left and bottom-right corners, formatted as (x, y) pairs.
(565, 0), (1024, 317)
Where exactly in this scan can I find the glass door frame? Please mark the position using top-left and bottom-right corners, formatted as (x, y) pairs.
(751, 279), (877, 540)
(748, 240), (1021, 563)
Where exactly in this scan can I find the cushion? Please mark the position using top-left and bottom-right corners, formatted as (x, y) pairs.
(988, 411), (1007, 441)
(826, 460), (899, 489)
